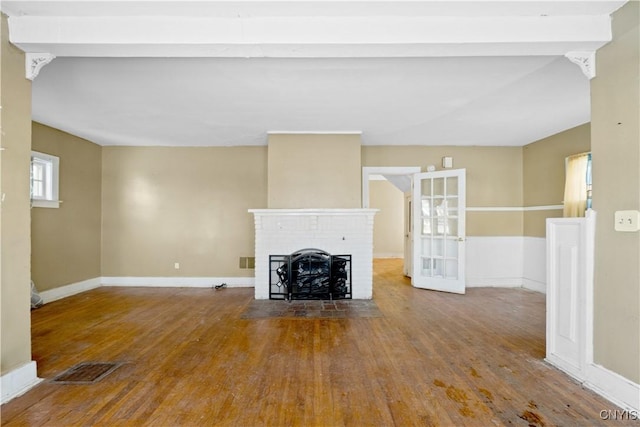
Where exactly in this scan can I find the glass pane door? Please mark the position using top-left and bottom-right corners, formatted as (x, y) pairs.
(412, 169), (466, 294)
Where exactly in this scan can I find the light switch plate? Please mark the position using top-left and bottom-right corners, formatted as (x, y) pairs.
(614, 210), (640, 232)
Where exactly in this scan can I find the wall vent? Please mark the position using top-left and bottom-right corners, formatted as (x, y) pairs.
(239, 257), (255, 269)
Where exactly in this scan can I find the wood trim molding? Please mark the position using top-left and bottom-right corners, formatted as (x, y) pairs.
(100, 277), (254, 288)
(467, 205), (563, 212)
(565, 51), (596, 79)
(0, 362), (42, 404)
(362, 166), (421, 208)
(25, 53), (55, 80)
(39, 277), (101, 304)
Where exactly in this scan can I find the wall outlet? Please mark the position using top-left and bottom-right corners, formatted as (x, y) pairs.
(614, 210), (640, 232)
(174, 262), (180, 269)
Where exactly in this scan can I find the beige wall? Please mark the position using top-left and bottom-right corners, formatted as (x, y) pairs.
(101, 146), (267, 277)
(590, 1), (640, 383)
(522, 123), (591, 237)
(363, 146), (523, 236)
(31, 123), (102, 291)
(370, 180), (404, 257)
(1, 14), (33, 374)
(268, 134), (361, 208)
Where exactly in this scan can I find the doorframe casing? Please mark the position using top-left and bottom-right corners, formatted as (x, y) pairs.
(362, 166), (421, 208)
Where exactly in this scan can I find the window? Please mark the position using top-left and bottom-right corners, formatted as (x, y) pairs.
(563, 152), (591, 217)
(30, 151), (60, 208)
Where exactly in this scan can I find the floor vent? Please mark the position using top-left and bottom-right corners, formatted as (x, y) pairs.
(242, 299), (383, 319)
(51, 362), (122, 384)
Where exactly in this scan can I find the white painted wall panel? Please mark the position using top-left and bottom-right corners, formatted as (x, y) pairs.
(465, 236), (524, 287)
(546, 218), (587, 378)
(523, 237), (547, 293)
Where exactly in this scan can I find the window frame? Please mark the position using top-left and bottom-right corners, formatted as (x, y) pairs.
(30, 150), (60, 208)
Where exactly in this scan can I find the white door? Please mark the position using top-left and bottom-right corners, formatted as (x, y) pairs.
(412, 169), (466, 294)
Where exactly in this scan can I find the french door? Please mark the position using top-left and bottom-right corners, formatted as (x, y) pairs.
(404, 192), (412, 277)
(411, 169), (466, 294)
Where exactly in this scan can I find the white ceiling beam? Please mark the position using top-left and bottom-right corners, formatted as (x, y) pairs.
(8, 15), (612, 58)
(0, 1), (629, 18)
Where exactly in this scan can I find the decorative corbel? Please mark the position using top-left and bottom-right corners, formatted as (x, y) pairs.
(25, 53), (56, 80)
(565, 51), (596, 80)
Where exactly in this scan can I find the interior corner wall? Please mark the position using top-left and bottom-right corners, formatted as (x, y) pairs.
(101, 146), (267, 278)
(31, 122), (102, 291)
(590, 1), (640, 384)
(522, 123), (591, 237)
(267, 133), (362, 209)
(0, 14), (33, 375)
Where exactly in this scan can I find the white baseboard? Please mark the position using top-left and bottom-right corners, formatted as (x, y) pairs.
(585, 363), (640, 412)
(101, 276), (255, 288)
(522, 278), (546, 293)
(547, 357), (640, 413)
(39, 277), (102, 304)
(545, 355), (583, 383)
(39, 276), (255, 304)
(0, 361), (42, 404)
(466, 277), (524, 288)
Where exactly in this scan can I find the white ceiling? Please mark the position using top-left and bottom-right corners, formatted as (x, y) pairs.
(3, 0), (628, 147)
(32, 55), (589, 147)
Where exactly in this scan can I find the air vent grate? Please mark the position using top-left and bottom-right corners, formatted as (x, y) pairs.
(51, 362), (122, 384)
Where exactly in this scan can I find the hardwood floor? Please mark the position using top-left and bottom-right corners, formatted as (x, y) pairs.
(2, 259), (634, 426)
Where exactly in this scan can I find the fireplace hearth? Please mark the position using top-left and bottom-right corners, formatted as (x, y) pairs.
(270, 249), (351, 300)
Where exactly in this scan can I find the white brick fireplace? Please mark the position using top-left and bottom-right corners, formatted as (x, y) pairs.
(249, 209), (377, 299)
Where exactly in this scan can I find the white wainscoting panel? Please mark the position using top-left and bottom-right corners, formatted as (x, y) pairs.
(546, 211), (640, 412)
(523, 237), (547, 293)
(546, 218), (585, 377)
(465, 236), (524, 287)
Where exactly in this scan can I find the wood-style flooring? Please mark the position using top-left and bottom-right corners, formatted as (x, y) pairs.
(2, 259), (634, 426)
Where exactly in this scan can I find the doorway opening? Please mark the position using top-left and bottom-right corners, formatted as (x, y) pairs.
(362, 167), (420, 277)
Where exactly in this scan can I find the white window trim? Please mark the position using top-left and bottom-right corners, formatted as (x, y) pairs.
(31, 150), (60, 209)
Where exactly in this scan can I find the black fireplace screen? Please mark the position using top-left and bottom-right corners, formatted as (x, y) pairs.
(269, 249), (352, 300)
